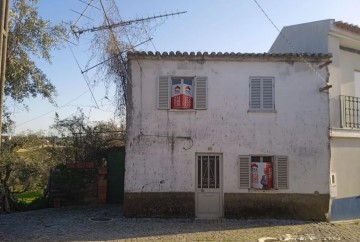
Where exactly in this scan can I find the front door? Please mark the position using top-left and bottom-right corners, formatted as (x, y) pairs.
(195, 154), (223, 218)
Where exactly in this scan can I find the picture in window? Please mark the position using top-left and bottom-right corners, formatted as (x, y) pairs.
(171, 78), (193, 109)
(251, 156), (273, 189)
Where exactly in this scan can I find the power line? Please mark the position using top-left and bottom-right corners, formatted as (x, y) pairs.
(251, 0), (327, 82)
(82, 37), (152, 74)
(68, 43), (100, 109)
(98, 0), (132, 106)
(78, 0), (100, 11)
(16, 90), (90, 127)
(67, 0), (96, 37)
(138, 13), (161, 58)
(108, 0), (144, 71)
(69, 9), (93, 21)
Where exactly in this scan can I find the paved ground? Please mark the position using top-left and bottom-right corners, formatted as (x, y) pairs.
(0, 205), (359, 241)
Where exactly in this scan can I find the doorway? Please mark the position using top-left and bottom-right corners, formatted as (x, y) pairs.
(195, 154), (223, 218)
(106, 148), (125, 204)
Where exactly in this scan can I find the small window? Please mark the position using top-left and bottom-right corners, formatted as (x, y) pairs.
(239, 155), (288, 190)
(249, 77), (275, 111)
(157, 76), (208, 110)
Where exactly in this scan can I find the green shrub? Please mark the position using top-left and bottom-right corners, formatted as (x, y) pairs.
(15, 190), (43, 203)
(13, 191), (49, 211)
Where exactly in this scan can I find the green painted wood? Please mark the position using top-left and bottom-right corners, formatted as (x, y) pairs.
(106, 148), (125, 204)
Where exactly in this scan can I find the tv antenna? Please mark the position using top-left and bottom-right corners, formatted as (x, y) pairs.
(72, 11), (187, 36)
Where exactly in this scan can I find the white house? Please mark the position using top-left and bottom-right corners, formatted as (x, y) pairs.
(270, 19), (360, 221)
(124, 51), (331, 220)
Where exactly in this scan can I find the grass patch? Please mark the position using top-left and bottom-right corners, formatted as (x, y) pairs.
(15, 190), (43, 204)
(13, 190), (49, 211)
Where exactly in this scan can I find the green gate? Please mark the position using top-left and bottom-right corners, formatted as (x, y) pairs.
(106, 147), (125, 204)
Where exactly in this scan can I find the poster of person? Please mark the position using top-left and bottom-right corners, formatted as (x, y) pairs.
(251, 162), (273, 189)
(171, 79), (193, 109)
(171, 79), (182, 109)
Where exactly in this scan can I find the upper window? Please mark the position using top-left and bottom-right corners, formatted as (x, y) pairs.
(355, 71), (360, 98)
(249, 77), (275, 111)
(171, 78), (194, 109)
(157, 76), (207, 110)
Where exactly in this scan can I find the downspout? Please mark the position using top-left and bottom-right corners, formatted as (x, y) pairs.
(325, 63), (332, 222)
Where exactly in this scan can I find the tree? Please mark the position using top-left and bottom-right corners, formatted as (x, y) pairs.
(6, 0), (66, 105)
(0, 131), (55, 193)
(88, 0), (159, 116)
(51, 109), (125, 163)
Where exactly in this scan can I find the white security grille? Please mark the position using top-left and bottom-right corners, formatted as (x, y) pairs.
(197, 155), (220, 189)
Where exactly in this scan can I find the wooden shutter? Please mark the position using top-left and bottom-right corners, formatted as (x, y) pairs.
(157, 76), (170, 109)
(250, 78), (261, 109)
(195, 77), (207, 109)
(239, 156), (250, 189)
(275, 156), (289, 189)
(262, 78), (274, 109)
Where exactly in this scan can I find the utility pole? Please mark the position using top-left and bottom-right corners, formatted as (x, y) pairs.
(0, 0), (10, 149)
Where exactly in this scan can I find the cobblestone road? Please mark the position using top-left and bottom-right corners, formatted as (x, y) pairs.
(0, 205), (359, 241)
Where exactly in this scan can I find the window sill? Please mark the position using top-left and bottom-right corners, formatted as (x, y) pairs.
(247, 109), (277, 113)
(168, 109), (197, 112)
(330, 128), (360, 138)
(248, 188), (280, 193)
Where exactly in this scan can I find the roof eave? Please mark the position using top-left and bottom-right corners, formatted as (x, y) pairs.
(127, 51), (332, 62)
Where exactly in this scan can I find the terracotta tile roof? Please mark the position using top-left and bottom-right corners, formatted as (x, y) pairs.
(128, 51), (331, 62)
(334, 21), (360, 35)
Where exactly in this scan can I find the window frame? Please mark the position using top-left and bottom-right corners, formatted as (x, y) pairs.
(250, 155), (274, 190)
(170, 77), (195, 110)
(157, 76), (208, 111)
(248, 76), (275, 112)
(239, 155), (289, 190)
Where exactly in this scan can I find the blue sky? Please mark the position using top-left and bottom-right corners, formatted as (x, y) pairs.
(9, 0), (360, 134)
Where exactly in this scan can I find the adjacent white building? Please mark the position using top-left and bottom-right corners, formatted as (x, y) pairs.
(124, 51), (331, 220)
(270, 19), (360, 221)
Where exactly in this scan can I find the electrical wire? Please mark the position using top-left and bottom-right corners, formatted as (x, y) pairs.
(67, 0), (96, 37)
(81, 37), (152, 74)
(252, 0), (328, 83)
(99, 0), (134, 76)
(68, 42), (100, 109)
(16, 90), (90, 127)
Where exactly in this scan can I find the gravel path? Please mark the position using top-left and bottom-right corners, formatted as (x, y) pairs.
(0, 205), (359, 241)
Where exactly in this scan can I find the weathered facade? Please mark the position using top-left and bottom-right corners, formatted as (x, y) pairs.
(270, 19), (360, 221)
(125, 51), (332, 220)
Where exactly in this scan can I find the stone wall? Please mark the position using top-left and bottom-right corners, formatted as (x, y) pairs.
(124, 192), (329, 221)
(124, 192), (194, 218)
(224, 193), (329, 221)
(49, 165), (98, 207)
